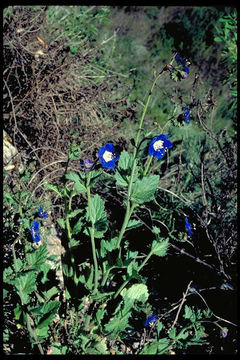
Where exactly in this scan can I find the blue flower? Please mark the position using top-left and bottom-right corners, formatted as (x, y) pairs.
(184, 106), (190, 124)
(175, 53), (190, 78)
(80, 158), (94, 171)
(185, 217), (193, 238)
(30, 220), (41, 243)
(144, 314), (158, 327)
(38, 206), (49, 219)
(98, 143), (120, 169)
(148, 134), (173, 159)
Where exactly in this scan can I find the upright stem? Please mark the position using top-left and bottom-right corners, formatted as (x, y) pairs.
(133, 72), (162, 159)
(116, 159), (137, 250)
(86, 175), (99, 295)
(143, 155), (153, 176)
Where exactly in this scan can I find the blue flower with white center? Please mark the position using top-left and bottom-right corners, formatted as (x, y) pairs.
(98, 143), (120, 169)
(38, 206), (49, 219)
(80, 158), (94, 172)
(184, 106), (190, 124)
(30, 220), (41, 243)
(185, 217), (193, 238)
(148, 134), (173, 159)
(144, 314), (158, 327)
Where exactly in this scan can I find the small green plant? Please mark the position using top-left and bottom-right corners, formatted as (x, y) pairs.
(3, 41), (236, 353)
(214, 8), (237, 114)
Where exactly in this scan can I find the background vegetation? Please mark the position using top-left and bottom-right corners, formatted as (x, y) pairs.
(3, 6), (237, 355)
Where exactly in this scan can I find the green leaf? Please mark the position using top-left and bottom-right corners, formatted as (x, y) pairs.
(114, 169), (128, 187)
(169, 327), (176, 340)
(26, 243), (48, 270)
(87, 338), (108, 355)
(44, 286), (59, 301)
(15, 271), (37, 305)
(65, 172), (87, 193)
(56, 218), (65, 229)
(126, 219), (142, 230)
(100, 237), (118, 257)
(157, 338), (171, 354)
(131, 175), (160, 204)
(214, 36), (223, 42)
(118, 150), (134, 171)
(85, 265), (94, 291)
(69, 237), (80, 248)
(35, 325), (49, 339)
(114, 151), (137, 187)
(69, 149), (81, 161)
(151, 238), (169, 257)
(3, 266), (14, 285)
(88, 170), (102, 186)
(121, 283), (149, 307)
(68, 209), (83, 218)
(14, 304), (22, 321)
(49, 343), (67, 355)
(104, 311), (131, 335)
(183, 305), (196, 322)
(33, 301), (60, 329)
(157, 321), (164, 338)
(39, 263), (51, 284)
(96, 308), (107, 327)
(72, 218), (82, 234)
(176, 328), (189, 340)
(141, 341), (158, 354)
(87, 194), (108, 238)
(44, 183), (63, 197)
(126, 260), (138, 277)
(14, 258), (23, 273)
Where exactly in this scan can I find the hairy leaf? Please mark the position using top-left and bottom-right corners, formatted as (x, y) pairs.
(131, 175), (160, 204)
(151, 238), (169, 257)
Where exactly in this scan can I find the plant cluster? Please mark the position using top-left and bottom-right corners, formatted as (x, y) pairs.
(3, 6), (237, 355)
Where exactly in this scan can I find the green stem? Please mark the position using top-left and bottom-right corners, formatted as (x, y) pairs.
(26, 312), (44, 355)
(143, 155), (153, 176)
(86, 175), (99, 295)
(116, 159), (137, 250)
(133, 72), (162, 160)
(64, 188), (72, 242)
(101, 265), (115, 287)
(113, 278), (129, 299)
(114, 244), (159, 299)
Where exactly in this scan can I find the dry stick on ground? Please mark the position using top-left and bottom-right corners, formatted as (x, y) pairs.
(191, 287), (237, 327)
(169, 280), (193, 331)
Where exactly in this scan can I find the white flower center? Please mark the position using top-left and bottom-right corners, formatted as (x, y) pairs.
(153, 140), (164, 151)
(103, 150), (114, 162)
